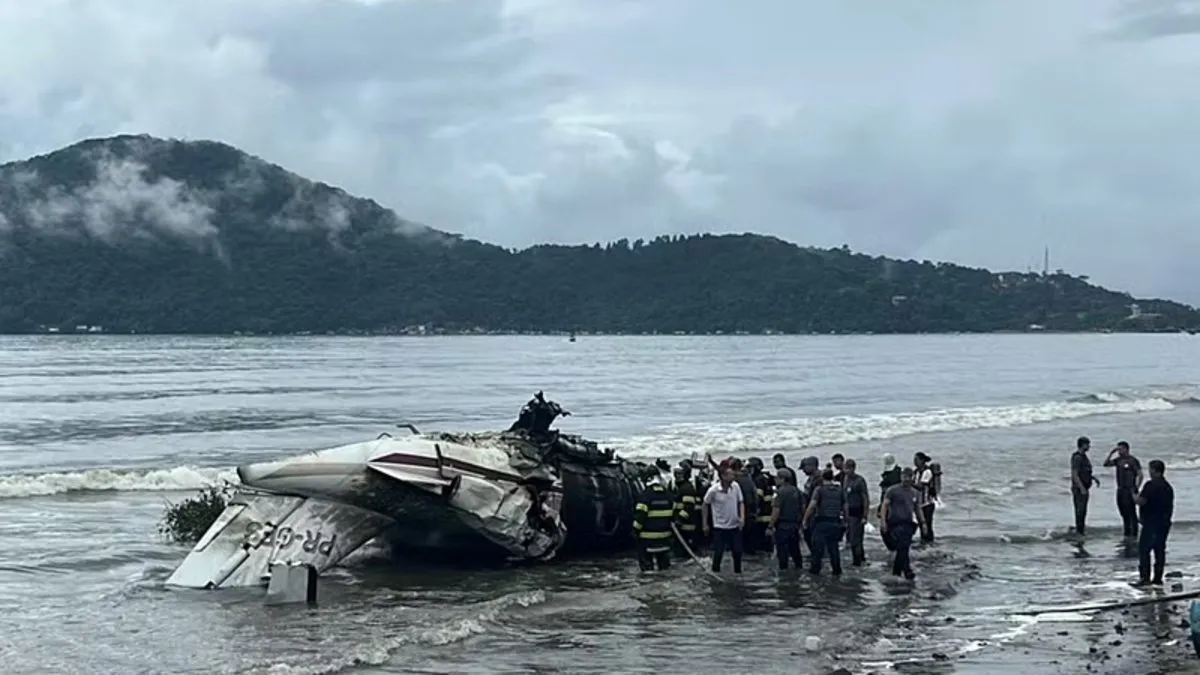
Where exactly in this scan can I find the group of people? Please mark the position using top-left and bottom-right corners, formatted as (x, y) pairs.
(631, 450), (943, 581)
(1069, 436), (1177, 587)
(632, 434), (1179, 590)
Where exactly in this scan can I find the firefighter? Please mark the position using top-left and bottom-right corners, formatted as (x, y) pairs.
(673, 467), (702, 554)
(633, 475), (676, 571)
(749, 457), (775, 552)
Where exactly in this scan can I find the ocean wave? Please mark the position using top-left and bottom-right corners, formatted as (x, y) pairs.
(0, 390), (1189, 499)
(0, 465), (235, 499)
(1066, 384), (1200, 405)
(609, 396), (1176, 459)
(245, 589), (546, 675)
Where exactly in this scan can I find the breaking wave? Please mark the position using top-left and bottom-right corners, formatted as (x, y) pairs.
(610, 394), (1177, 459)
(0, 390), (1188, 500)
(0, 465), (235, 499)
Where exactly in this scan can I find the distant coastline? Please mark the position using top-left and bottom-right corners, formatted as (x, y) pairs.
(6, 326), (1195, 338)
(3, 135), (1200, 337)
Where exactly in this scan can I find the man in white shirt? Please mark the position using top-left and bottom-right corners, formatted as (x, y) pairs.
(703, 466), (746, 574)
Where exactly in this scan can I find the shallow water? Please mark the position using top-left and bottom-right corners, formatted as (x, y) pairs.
(2, 334), (1200, 674)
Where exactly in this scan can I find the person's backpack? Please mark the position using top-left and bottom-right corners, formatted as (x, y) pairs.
(929, 462), (943, 499)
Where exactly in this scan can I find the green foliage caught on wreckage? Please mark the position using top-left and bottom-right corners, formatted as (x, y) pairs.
(160, 485), (229, 544)
(2, 134), (1199, 336)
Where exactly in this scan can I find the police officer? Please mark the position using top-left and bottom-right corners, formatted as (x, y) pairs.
(797, 456), (821, 552)
(802, 469), (847, 577)
(633, 476), (676, 571)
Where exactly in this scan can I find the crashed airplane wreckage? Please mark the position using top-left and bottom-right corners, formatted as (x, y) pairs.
(166, 392), (662, 590)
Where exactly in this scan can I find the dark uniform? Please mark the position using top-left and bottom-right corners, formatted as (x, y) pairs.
(798, 457), (822, 551)
(807, 479), (847, 576)
(634, 482), (675, 571)
(673, 469), (702, 554)
(732, 462), (759, 552)
(754, 470), (774, 551)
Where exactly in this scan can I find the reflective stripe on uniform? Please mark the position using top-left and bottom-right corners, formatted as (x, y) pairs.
(643, 545), (671, 553)
(637, 530), (672, 540)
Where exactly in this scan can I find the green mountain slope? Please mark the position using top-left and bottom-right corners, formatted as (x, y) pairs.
(0, 135), (1195, 335)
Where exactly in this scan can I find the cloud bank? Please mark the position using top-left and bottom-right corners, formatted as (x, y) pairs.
(2, 0), (1199, 301)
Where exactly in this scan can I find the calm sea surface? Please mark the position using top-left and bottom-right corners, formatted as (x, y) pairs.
(2, 334), (1200, 674)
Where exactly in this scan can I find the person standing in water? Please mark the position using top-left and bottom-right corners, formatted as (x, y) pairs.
(1132, 460), (1174, 587)
(1103, 441), (1143, 539)
(914, 452), (937, 543)
(798, 456), (822, 552)
(729, 459), (760, 551)
(632, 476), (675, 571)
(803, 469), (847, 577)
(878, 454), (901, 512)
(703, 466), (745, 574)
(880, 467), (925, 580)
(842, 458), (870, 567)
(1070, 436), (1098, 535)
(767, 468), (804, 570)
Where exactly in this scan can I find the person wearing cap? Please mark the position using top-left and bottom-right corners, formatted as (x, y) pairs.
(748, 457), (775, 552)
(880, 467), (925, 580)
(798, 456), (821, 552)
(767, 467), (805, 570)
(877, 454), (901, 519)
(842, 458), (870, 567)
(672, 466), (702, 555)
(1070, 436), (1099, 536)
(802, 468), (848, 576)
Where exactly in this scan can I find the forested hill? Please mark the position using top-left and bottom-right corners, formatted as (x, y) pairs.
(0, 134), (1196, 335)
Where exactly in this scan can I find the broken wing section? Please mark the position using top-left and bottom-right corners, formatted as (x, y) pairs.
(165, 490), (393, 589)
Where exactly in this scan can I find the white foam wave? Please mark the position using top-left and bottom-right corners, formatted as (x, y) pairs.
(0, 465), (235, 499)
(252, 589), (546, 675)
(609, 397), (1176, 459)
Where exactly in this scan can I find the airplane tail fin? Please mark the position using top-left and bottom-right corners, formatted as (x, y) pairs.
(165, 490), (393, 589)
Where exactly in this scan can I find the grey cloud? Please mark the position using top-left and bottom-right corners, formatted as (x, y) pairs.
(2, 0), (1200, 302)
(7, 147), (218, 244)
(1102, 0), (1200, 40)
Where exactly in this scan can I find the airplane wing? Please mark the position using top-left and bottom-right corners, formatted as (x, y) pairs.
(165, 490), (394, 589)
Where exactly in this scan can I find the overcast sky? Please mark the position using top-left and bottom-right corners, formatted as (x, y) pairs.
(2, 0), (1199, 302)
